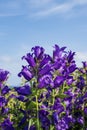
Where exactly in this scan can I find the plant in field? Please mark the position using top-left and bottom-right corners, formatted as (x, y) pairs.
(14, 45), (79, 130)
(0, 45), (87, 130)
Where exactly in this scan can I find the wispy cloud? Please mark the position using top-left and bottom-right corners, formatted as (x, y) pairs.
(0, 0), (87, 17)
(33, 3), (72, 16)
(30, 0), (87, 17)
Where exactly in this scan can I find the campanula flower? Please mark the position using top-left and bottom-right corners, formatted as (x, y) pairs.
(52, 111), (59, 124)
(54, 76), (65, 88)
(15, 84), (31, 96)
(18, 66), (33, 81)
(38, 74), (53, 88)
(31, 46), (45, 59)
(39, 64), (52, 76)
(0, 96), (6, 107)
(82, 61), (87, 68)
(0, 69), (9, 82)
(39, 54), (51, 68)
(1, 118), (14, 130)
(67, 51), (75, 63)
(22, 53), (36, 67)
(1, 85), (10, 95)
(53, 44), (66, 60)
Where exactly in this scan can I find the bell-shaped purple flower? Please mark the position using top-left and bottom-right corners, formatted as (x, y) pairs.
(39, 110), (50, 129)
(52, 111), (59, 124)
(68, 64), (77, 73)
(1, 118), (14, 130)
(67, 51), (75, 63)
(54, 76), (65, 88)
(39, 64), (52, 76)
(53, 44), (66, 60)
(38, 74), (53, 88)
(52, 61), (61, 70)
(0, 96), (6, 107)
(66, 76), (74, 85)
(0, 69), (9, 82)
(64, 88), (74, 97)
(15, 84), (31, 96)
(22, 53), (36, 67)
(77, 116), (84, 125)
(56, 118), (69, 130)
(39, 110), (49, 118)
(1, 85), (10, 95)
(16, 95), (28, 102)
(39, 54), (51, 68)
(82, 61), (87, 68)
(18, 66), (33, 81)
(76, 76), (85, 90)
(53, 98), (64, 114)
(31, 46), (45, 59)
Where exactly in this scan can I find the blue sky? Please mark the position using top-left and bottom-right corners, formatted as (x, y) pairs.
(0, 0), (87, 85)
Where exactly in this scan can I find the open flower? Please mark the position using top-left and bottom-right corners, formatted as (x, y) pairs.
(31, 46), (45, 59)
(15, 84), (31, 96)
(22, 53), (36, 67)
(18, 66), (33, 81)
(0, 69), (9, 83)
(1, 118), (14, 130)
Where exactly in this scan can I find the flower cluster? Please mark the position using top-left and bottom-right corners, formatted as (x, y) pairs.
(0, 45), (87, 130)
(0, 69), (14, 130)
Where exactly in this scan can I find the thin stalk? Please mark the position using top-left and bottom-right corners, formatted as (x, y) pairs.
(28, 118), (32, 130)
(36, 95), (40, 129)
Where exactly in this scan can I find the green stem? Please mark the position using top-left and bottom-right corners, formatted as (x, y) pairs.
(36, 95), (39, 129)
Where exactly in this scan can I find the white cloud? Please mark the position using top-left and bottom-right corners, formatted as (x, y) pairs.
(30, 0), (87, 17)
(0, 0), (87, 17)
(33, 3), (73, 16)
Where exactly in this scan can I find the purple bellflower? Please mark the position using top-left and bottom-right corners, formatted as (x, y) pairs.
(22, 53), (36, 67)
(31, 46), (45, 59)
(15, 84), (31, 96)
(1, 118), (14, 130)
(53, 44), (66, 60)
(18, 66), (33, 81)
(0, 69), (9, 83)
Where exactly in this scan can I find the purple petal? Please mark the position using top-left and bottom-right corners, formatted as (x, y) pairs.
(15, 85), (31, 96)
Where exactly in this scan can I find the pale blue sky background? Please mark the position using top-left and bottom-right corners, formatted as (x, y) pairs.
(0, 0), (87, 85)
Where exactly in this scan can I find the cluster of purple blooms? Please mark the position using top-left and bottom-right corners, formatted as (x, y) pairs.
(0, 45), (87, 130)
